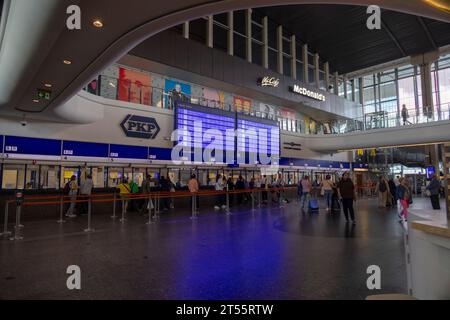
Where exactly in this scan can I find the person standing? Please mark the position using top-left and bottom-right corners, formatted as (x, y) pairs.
(65, 175), (79, 218)
(388, 178), (397, 207)
(188, 174), (200, 212)
(321, 175), (335, 212)
(397, 178), (411, 222)
(300, 176), (312, 212)
(261, 175), (268, 204)
(235, 176), (246, 205)
(117, 178), (131, 214)
(140, 174), (153, 214)
(377, 176), (389, 208)
(401, 104), (410, 125)
(426, 175), (441, 210)
(227, 177), (235, 206)
(338, 172), (357, 225)
(214, 174), (227, 211)
(79, 174), (94, 215)
(159, 176), (171, 211)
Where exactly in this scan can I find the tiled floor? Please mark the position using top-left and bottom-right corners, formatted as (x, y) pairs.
(0, 196), (445, 300)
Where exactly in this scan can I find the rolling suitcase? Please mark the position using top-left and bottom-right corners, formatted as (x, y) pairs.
(309, 198), (320, 214)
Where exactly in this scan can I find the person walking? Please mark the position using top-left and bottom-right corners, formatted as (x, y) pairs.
(337, 172), (357, 225)
(401, 104), (410, 125)
(321, 175), (335, 212)
(397, 178), (412, 222)
(388, 178), (397, 207)
(300, 176), (312, 212)
(79, 174), (94, 215)
(65, 175), (79, 218)
(426, 175), (441, 210)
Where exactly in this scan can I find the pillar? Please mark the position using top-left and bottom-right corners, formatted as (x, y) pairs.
(324, 62), (330, 92)
(207, 15), (213, 48)
(277, 26), (283, 74)
(245, 9), (252, 63)
(302, 44), (308, 84)
(227, 12), (234, 56)
(182, 22), (189, 39)
(262, 16), (268, 69)
(314, 53), (320, 88)
(291, 35), (297, 80)
(334, 72), (339, 96)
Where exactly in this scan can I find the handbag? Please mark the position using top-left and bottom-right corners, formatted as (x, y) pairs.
(320, 188), (325, 196)
(425, 190), (431, 197)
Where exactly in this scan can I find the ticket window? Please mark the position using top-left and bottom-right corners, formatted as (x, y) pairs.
(90, 167), (105, 188)
(133, 168), (146, 187)
(168, 169), (179, 186)
(25, 165), (39, 189)
(124, 168), (133, 184)
(208, 170), (219, 186)
(39, 166), (59, 189)
(61, 168), (79, 188)
(197, 170), (208, 186)
(2, 164), (25, 190)
(108, 168), (123, 187)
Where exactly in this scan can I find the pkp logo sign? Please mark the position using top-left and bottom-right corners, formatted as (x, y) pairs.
(121, 115), (160, 139)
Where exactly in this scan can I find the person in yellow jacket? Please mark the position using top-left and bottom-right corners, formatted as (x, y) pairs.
(117, 178), (131, 212)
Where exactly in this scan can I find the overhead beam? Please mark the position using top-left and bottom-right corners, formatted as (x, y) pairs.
(381, 19), (407, 56)
(417, 17), (437, 50)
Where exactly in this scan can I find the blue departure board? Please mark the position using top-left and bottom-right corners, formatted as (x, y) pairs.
(175, 103), (236, 161)
(237, 114), (280, 157)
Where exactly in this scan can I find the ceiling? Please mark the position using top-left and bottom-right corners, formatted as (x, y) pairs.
(0, 0), (449, 123)
(255, 4), (450, 74)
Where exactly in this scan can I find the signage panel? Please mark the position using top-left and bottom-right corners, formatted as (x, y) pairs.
(121, 114), (160, 139)
(62, 141), (109, 158)
(4, 136), (61, 156)
(109, 144), (149, 160)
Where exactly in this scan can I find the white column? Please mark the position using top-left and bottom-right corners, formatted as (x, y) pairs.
(182, 22), (189, 39)
(227, 12), (234, 56)
(420, 63), (434, 118)
(207, 15), (213, 48)
(324, 62), (330, 92)
(314, 53), (320, 88)
(277, 26), (283, 75)
(334, 72), (339, 96)
(262, 17), (268, 69)
(246, 9), (252, 63)
(302, 44), (308, 84)
(291, 35), (297, 80)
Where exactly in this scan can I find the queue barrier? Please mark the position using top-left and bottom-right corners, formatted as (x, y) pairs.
(1, 186), (299, 241)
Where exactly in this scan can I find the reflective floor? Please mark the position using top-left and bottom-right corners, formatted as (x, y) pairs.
(1, 197), (444, 300)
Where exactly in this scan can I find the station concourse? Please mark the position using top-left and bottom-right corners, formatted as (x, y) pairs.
(0, 0), (449, 301)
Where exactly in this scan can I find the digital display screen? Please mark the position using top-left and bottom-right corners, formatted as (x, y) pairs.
(175, 103), (235, 160)
(237, 115), (280, 157)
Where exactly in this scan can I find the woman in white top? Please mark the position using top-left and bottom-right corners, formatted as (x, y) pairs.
(321, 175), (335, 212)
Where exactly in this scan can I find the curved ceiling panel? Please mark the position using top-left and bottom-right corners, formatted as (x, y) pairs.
(0, 0), (448, 122)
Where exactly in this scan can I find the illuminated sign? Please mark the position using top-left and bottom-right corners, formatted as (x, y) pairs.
(259, 76), (280, 88)
(37, 89), (51, 100)
(292, 85), (326, 102)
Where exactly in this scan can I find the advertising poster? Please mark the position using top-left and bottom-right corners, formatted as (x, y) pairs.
(165, 79), (191, 109)
(118, 68), (152, 105)
(259, 103), (276, 119)
(203, 88), (225, 109)
(234, 96), (252, 114)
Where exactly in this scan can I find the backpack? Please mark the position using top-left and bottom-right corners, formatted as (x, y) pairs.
(379, 181), (387, 192)
(63, 182), (71, 195)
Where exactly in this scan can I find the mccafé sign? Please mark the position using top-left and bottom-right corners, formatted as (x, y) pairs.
(259, 76), (280, 88)
(292, 84), (326, 102)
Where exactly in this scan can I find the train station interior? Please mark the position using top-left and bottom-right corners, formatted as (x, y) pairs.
(0, 0), (449, 301)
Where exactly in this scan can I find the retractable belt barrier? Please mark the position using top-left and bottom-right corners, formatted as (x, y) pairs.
(2, 186), (298, 241)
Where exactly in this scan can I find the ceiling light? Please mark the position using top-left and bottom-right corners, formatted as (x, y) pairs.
(93, 19), (104, 28)
(32, 99), (40, 103)
(63, 60), (72, 65)
(423, 0), (450, 13)
(44, 83), (52, 88)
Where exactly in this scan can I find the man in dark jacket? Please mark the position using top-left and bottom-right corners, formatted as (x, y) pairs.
(338, 172), (357, 225)
(426, 175), (441, 210)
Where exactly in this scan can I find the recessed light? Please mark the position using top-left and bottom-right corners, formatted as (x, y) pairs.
(93, 19), (104, 28)
(44, 83), (52, 88)
(63, 60), (72, 65)
(33, 99), (40, 103)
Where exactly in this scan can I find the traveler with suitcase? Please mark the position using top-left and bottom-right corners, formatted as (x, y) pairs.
(337, 172), (357, 225)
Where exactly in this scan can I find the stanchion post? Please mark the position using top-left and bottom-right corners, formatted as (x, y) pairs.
(111, 192), (117, 219)
(57, 194), (65, 223)
(1, 201), (12, 237)
(11, 191), (24, 241)
(146, 194), (155, 225)
(252, 190), (255, 211)
(84, 197), (94, 233)
(120, 198), (127, 223)
(225, 187), (231, 216)
(191, 194), (198, 220)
